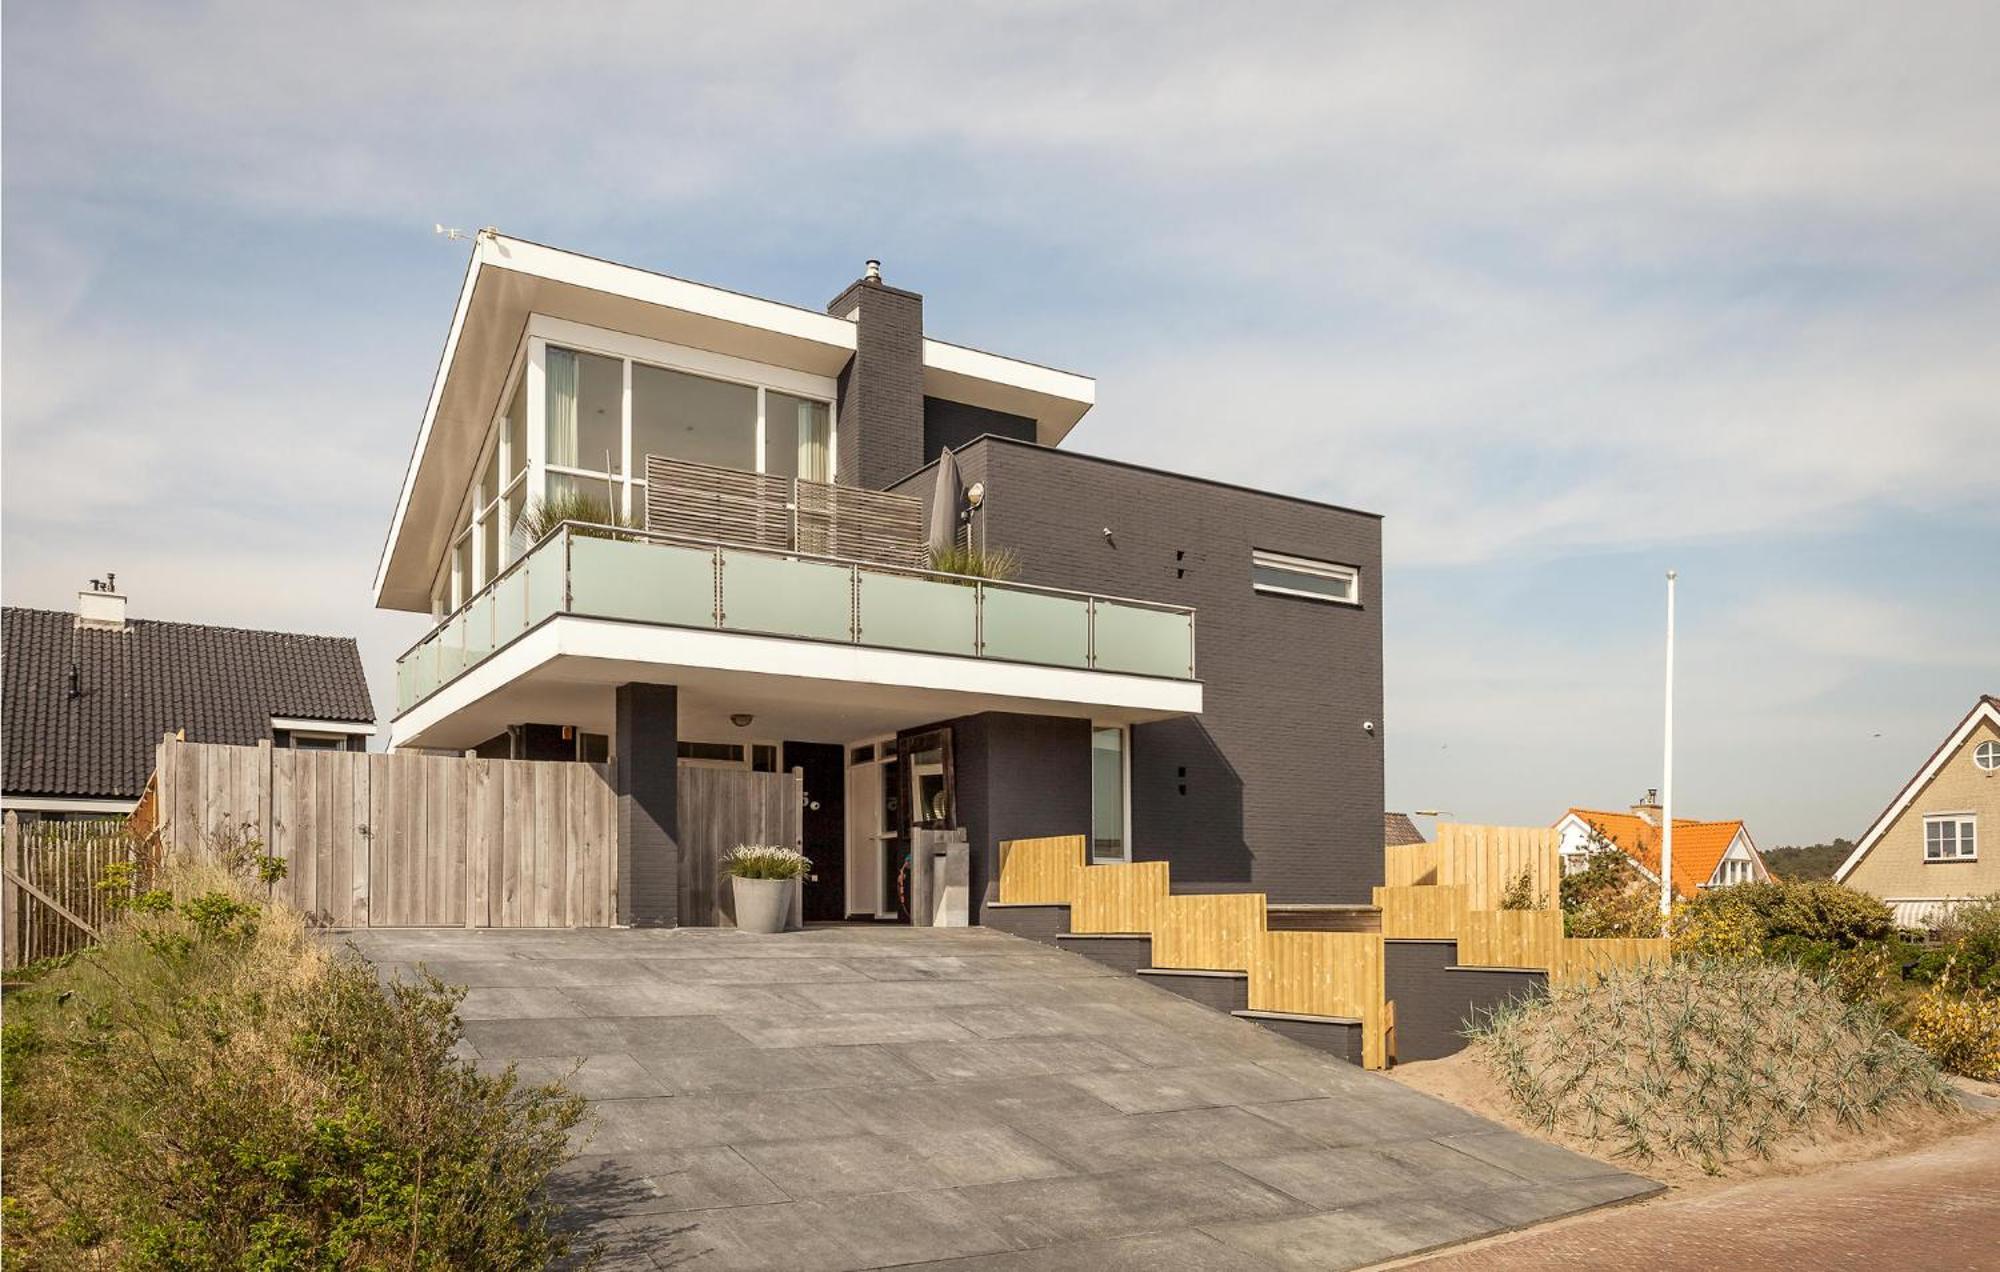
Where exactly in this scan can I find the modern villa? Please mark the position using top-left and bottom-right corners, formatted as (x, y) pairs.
(377, 233), (1383, 927)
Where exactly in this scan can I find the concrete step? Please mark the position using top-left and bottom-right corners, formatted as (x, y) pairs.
(1384, 938), (1548, 1061)
(982, 902), (1070, 946)
(1054, 932), (1152, 974)
(1233, 1009), (1366, 1066)
(1136, 967), (1249, 1014)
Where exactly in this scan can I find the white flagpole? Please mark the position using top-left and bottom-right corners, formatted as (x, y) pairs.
(1661, 569), (1677, 922)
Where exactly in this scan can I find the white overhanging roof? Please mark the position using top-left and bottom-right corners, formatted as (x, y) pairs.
(373, 233), (1096, 613)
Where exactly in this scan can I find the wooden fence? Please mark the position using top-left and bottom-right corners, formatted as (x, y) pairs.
(1386, 824), (1561, 909)
(996, 835), (1088, 905)
(151, 739), (618, 928)
(998, 838), (1389, 1068)
(1376, 822), (1668, 983)
(1249, 931), (1389, 1069)
(3, 815), (137, 969)
(678, 766), (805, 926)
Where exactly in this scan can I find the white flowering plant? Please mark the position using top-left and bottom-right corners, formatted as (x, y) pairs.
(721, 844), (812, 881)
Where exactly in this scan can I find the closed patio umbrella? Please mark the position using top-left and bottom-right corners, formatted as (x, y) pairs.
(927, 447), (963, 561)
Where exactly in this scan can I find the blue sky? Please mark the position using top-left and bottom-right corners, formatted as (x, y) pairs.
(4, 2), (1995, 845)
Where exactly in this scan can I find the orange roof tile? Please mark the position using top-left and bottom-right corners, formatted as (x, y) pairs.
(1562, 808), (1756, 898)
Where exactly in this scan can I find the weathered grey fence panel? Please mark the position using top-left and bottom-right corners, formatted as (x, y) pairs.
(677, 766), (805, 926)
(150, 740), (618, 929)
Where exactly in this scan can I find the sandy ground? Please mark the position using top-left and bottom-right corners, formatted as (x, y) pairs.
(1385, 1046), (1994, 1191)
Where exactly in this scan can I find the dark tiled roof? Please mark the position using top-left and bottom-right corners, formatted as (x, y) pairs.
(1385, 812), (1426, 847)
(3, 607), (374, 801)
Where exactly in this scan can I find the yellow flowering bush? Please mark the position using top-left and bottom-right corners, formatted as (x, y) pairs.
(1905, 959), (2000, 1081)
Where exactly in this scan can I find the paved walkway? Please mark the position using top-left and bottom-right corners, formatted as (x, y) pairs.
(1403, 1120), (2000, 1271)
(344, 924), (1657, 1271)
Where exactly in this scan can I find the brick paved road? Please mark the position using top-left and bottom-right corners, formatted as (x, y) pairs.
(1405, 1120), (2000, 1271)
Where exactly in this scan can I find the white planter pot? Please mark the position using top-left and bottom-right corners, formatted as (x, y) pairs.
(732, 876), (793, 935)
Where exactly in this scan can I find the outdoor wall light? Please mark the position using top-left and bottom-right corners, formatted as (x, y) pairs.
(1362, 720), (1376, 735)
(730, 713), (755, 728)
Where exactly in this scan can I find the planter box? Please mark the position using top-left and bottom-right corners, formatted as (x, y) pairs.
(732, 876), (797, 934)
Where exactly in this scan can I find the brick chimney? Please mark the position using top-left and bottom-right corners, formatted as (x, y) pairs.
(1630, 788), (1662, 826)
(75, 573), (128, 632)
(827, 261), (924, 490)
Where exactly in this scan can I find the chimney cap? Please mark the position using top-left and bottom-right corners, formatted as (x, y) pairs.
(864, 259), (882, 283)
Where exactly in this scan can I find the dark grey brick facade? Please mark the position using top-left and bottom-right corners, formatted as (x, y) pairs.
(827, 278), (925, 489)
(946, 711), (1093, 922)
(615, 682), (680, 927)
(923, 396), (1036, 464)
(1384, 940), (1547, 1061)
(893, 436), (1385, 905)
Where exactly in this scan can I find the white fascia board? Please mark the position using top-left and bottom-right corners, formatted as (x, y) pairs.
(922, 339), (1094, 407)
(4, 796), (138, 814)
(374, 243), (484, 605)
(489, 236), (855, 352)
(1834, 699), (2000, 883)
(270, 717), (378, 736)
(388, 616), (1202, 747)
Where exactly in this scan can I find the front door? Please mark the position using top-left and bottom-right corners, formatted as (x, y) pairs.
(785, 742), (846, 921)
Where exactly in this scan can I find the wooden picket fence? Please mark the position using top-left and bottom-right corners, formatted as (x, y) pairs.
(1377, 822), (1668, 984)
(998, 837), (1390, 1069)
(2, 815), (138, 969)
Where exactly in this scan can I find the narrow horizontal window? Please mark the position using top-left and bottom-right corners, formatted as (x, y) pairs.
(1251, 549), (1360, 605)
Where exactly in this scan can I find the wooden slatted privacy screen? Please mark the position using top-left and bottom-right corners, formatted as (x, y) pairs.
(1151, 892), (1268, 972)
(1068, 861), (1169, 934)
(1432, 824), (1562, 911)
(996, 835), (1087, 905)
(151, 738), (617, 928)
(677, 766), (805, 927)
(644, 455), (927, 569)
(1458, 906), (1566, 971)
(1373, 884), (1466, 939)
(1555, 937), (1672, 985)
(1250, 931), (1388, 1070)
(1384, 841), (1444, 888)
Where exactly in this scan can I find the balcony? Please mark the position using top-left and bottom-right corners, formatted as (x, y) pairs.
(394, 524), (1197, 717)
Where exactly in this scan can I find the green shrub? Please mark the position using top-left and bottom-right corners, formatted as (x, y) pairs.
(1561, 839), (1661, 939)
(1674, 880), (1894, 959)
(1911, 894), (2000, 992)
(721, 844), (812, 880)
(1905, 958), (2000, 1080)
(1472, 958), (1956, 1174)
(1498, 868), (1546, 911)
(1, 856), (590, 1269)
(512, 489), (636, 548)
(927, 542), (1022, 581)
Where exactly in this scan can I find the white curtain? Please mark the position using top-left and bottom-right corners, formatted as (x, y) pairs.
(797, 400), (830, 482)
(545, 346), (578, 469)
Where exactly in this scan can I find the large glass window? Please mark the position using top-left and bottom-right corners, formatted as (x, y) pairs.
(1092, 725), (1128, 863)
(632, 362), (758, 474)
(546, 347), (623, 475)
(1925, 814), (1978, 861)
(765, 390), (832, 481)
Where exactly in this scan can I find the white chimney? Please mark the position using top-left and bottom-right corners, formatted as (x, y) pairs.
(76, 574), (128, 632)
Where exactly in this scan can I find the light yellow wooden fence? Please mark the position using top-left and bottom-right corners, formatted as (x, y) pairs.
(1249, 931), (1388, 1069)
(1432, 824), (1562, 909)
(996, 835), (1088, 904)
(1555, 937), (1672, 984)
(1373, 884), (1466, 938)
(1069, 860), (1170, 934)
(1151, 892), (1267, 972)
(1458, 908), (1565, 970)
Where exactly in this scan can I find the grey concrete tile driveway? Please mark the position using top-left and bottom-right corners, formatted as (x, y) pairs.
(340, 924), (1657, 1270)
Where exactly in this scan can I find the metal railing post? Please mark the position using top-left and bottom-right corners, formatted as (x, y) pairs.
(562, 525), (574, 614)
(1087, 597), (1097, 669)
(713, 546), (725, 627)
(850, 566), (862, 643)
(975, 582), (985, 657)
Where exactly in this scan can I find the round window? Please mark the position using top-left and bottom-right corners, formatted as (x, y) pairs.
(1977, 740), (2000, 772)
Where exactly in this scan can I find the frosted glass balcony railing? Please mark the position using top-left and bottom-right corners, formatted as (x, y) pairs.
(394, 524), (1196, 713)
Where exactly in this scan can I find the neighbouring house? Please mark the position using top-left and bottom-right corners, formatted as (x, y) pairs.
(2, 581), (376, 821)
(1554, 791), (1769, 897)
(1834, 695), (1999, 928)
(377, 233), (1384, 926)
(1385, 812), (1426, 847)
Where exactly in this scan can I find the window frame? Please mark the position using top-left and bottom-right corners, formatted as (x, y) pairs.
(1090, 722), (1133, 865)
(1251, 548), (1363, 606)
(1975, 740), (2000, 772)
(1923, 812), (1978, 863)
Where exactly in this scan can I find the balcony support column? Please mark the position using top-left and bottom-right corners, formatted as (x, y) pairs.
(615, 682), (680, 927)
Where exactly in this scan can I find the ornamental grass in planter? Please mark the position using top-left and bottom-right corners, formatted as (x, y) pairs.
(723, 845), (811, 934)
